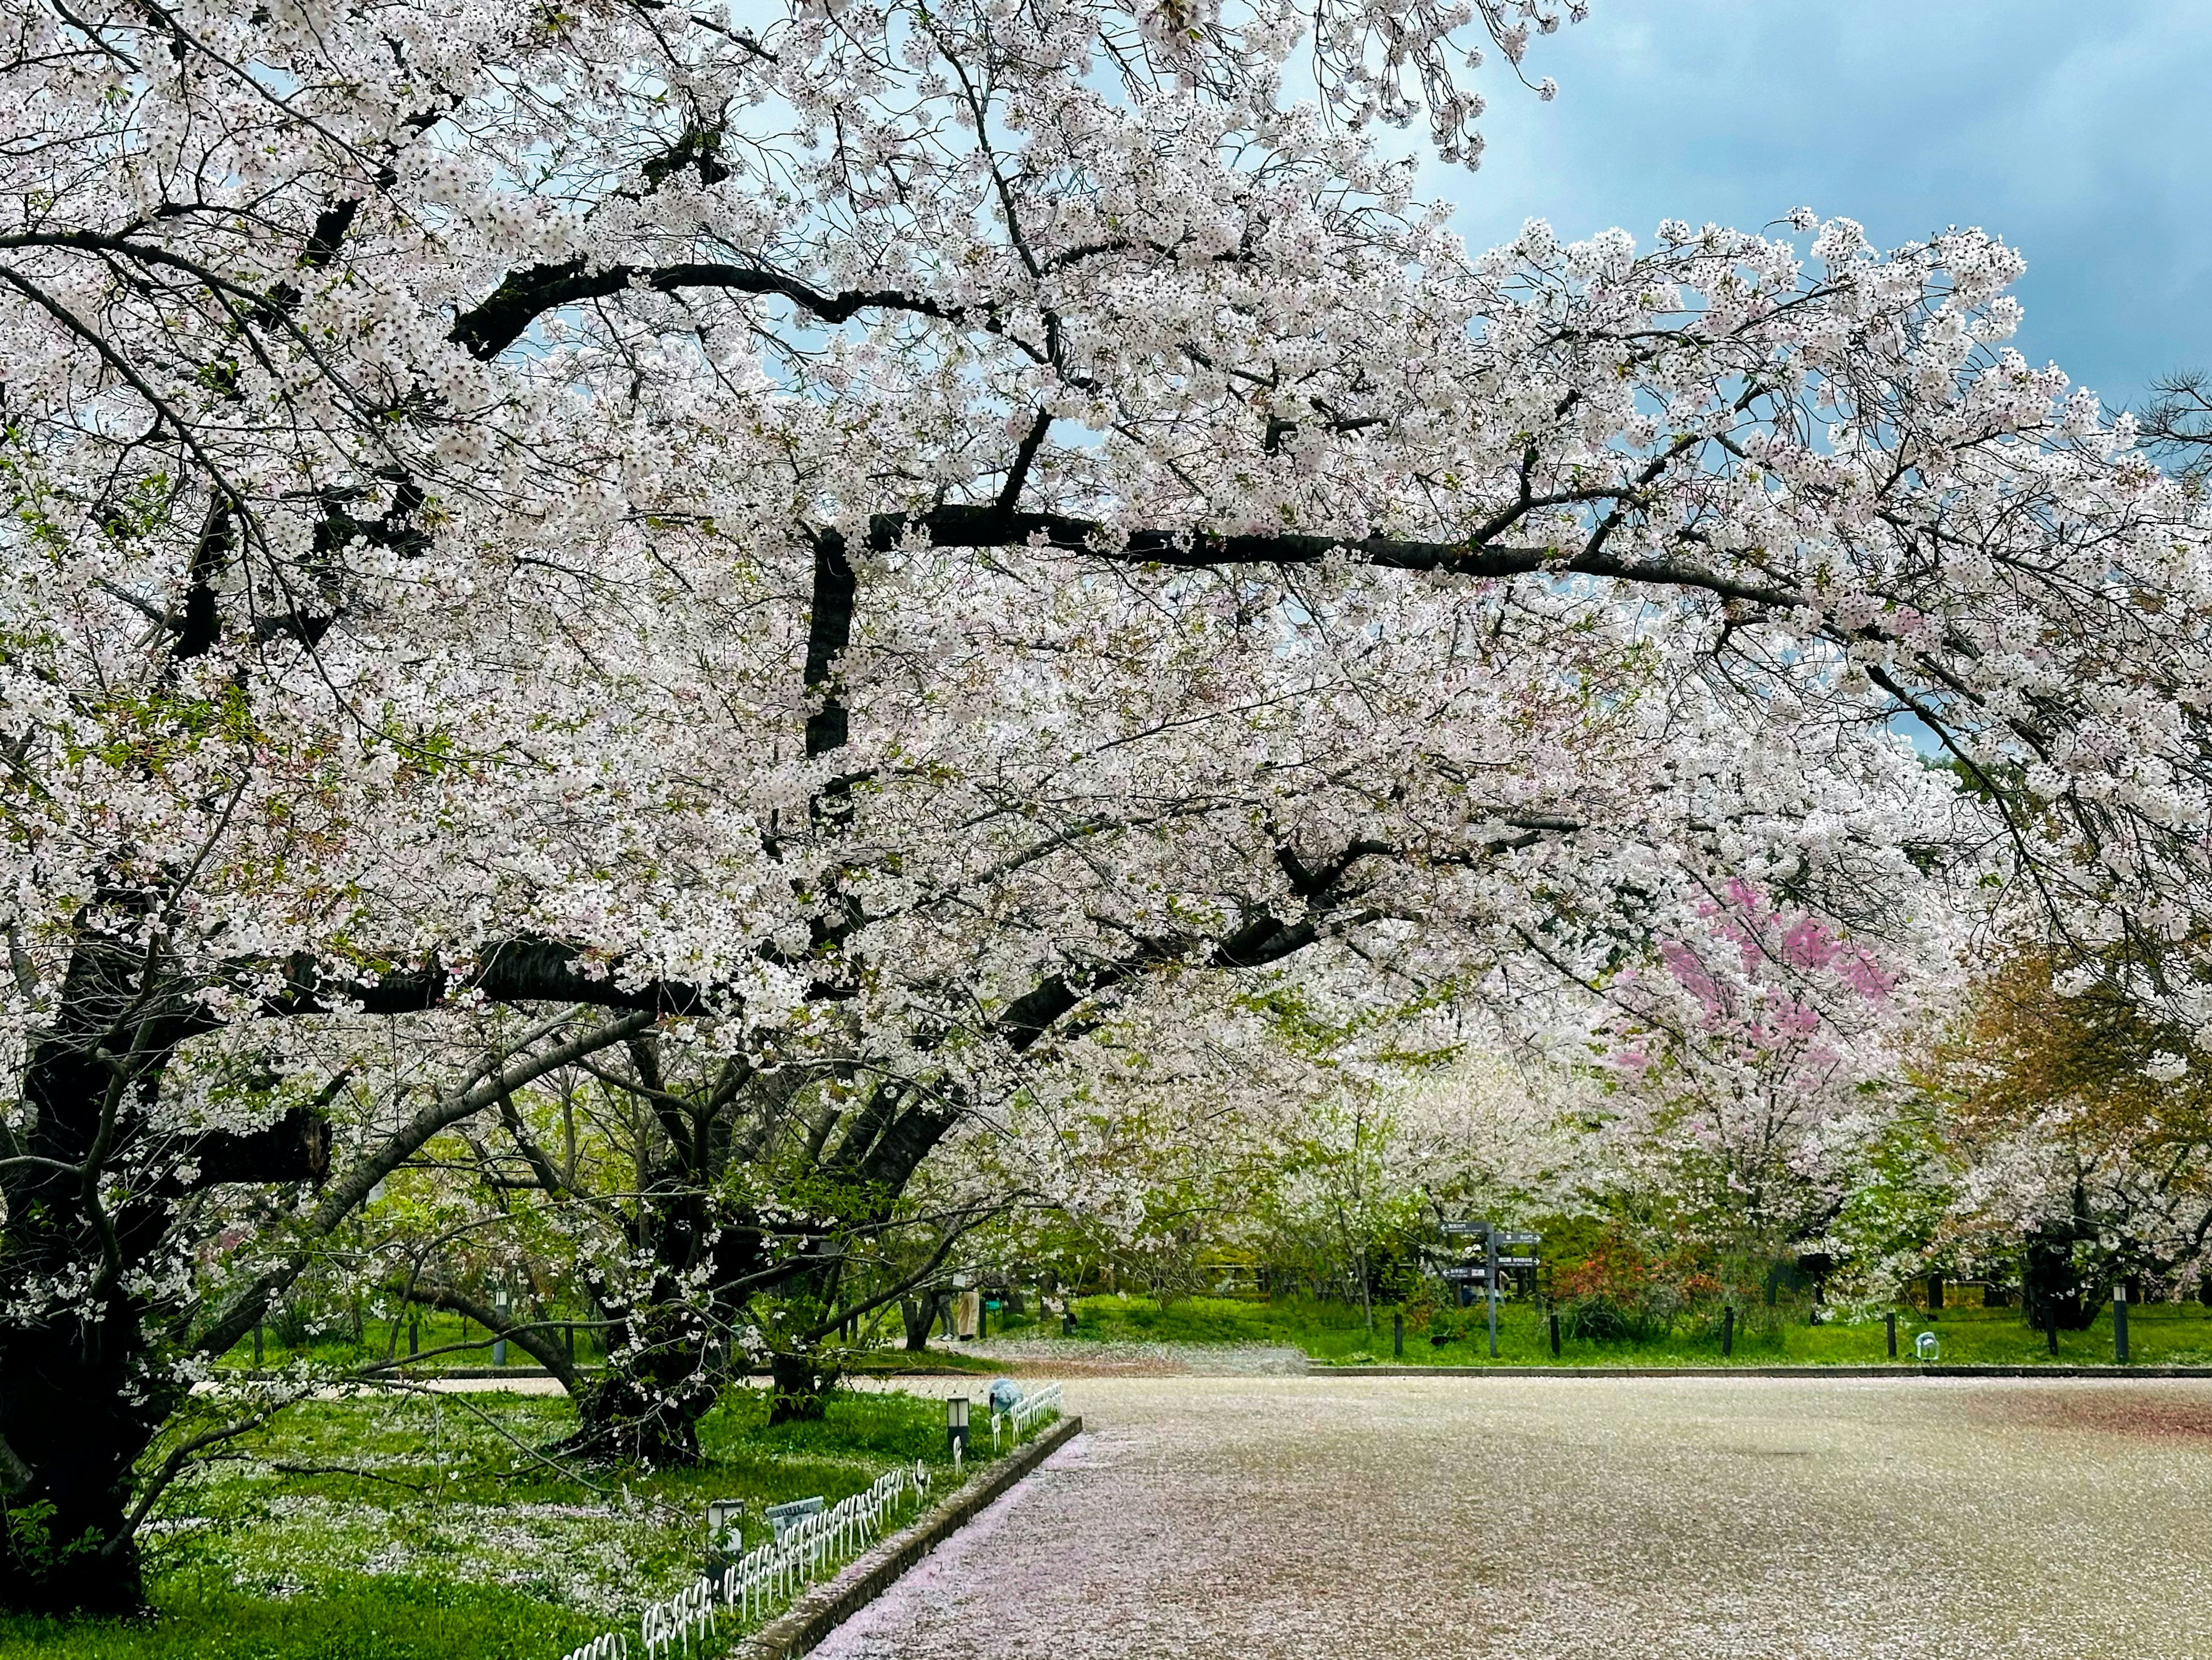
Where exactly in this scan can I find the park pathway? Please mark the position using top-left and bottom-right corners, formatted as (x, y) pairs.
(812, 1374), (2212, 1659)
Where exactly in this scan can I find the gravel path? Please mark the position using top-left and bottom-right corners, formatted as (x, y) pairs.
(810, 1375), (2212, 1659)
(956, 1336), (1309, 1376)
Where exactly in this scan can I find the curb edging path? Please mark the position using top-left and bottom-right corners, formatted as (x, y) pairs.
(734, 1413), (1084, 1659)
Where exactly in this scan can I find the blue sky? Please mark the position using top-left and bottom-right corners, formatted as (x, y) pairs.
(1420, 0), (2212, 409)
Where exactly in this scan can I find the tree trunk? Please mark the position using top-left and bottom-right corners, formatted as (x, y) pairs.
(899, 1295), (937, 1352)
(565, 1368), (716, 1464)
(0, 1303), (171, 1616)
(557, 1290), (719, 1464)
(0, 948), (200, 1616)
(2024, 1220), (2096, 1333)
(766, 1350), (831, 1425)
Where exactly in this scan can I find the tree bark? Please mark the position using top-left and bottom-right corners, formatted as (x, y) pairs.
(766, 1350), (831, 1425)
(0, 943), (205, 1616)
(899, 1294), (940, 1352)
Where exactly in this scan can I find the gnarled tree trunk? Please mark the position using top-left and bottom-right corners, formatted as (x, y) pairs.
(0, 945), (194, 1616)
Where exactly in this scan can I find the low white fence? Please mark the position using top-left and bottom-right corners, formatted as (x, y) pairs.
(557, 1382), (1064, 1660)
(711, 1462), (926, 1628)
(991, 1381), (1063, 1450)
(558, 1461), (930, 1660)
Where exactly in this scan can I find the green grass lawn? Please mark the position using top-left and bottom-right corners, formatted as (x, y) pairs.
(210, 1307), (609, 1374)
(217, 1308), (1006, 1377)
(1062, 1292), (2212, 1367)
(0, 1382), (1025, 1660)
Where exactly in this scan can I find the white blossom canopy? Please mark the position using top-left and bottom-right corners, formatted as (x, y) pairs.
(1, 0), (2207, 1092)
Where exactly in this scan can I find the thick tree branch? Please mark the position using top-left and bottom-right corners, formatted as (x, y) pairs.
(450, 259), (960, 359)
(195, 1010), (656, 1358)
(391, 1280), (585, 1393)
(869, 504), (1805, 610)
(261, 938), (713, 1019)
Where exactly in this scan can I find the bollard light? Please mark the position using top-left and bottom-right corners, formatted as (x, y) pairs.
(706, 1498), (745, 1561)
(1915, 1330), (1940, 1363)
(945, 1394), (970, 1461)
(2115, 1280), (2130, 1365)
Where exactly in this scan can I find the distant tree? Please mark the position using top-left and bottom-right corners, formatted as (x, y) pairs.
(1925, 949), (2212, 1325)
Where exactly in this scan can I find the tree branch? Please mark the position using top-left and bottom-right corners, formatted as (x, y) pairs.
(450, 259), (961, 360)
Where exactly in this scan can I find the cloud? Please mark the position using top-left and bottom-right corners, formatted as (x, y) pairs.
(1421, 0), (2212, 403)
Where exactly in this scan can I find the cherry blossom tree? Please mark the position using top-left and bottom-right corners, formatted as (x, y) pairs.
(7, 0), (2212, 1616)
(1920, 949), (2212, 1325)
(1589, 880), (1944, 1275)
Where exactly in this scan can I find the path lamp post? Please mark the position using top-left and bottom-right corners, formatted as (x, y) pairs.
(2114, 1282), (2130, 1364)
(493, 1284), (510, 1366)
(706, 1499), (745, 1574)
(1548, 1311), (1561, 1358)
(1393, 1313), (1403, 1359)
(1721, 1306), (1734, 1358)
(946, 1396), (970, 1462)
(1885, 1312), (1897, 1359)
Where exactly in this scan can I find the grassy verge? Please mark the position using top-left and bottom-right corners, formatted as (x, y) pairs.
(208, 1307), (586, 1375)
(0, 1382), (1016, 1660)
(1059, 1293), (2212, 1367)
(841, 1346), (1006, 1376)
(214, 1310), (1009, 1378)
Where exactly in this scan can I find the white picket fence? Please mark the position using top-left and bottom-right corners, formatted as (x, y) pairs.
(555, 1461), (931, 1660)
(556, 1383), (1065, 1660)
(709, 1462), (927, 1629)
(991, 1381), (1063, 1450)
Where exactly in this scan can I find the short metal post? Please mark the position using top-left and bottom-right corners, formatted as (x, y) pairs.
(1486, 1226), (1499, 1359)
(565, 1321), (575, 1362)
(1721, 1306), (1734, 1357)
(1885, 1311), (1896, 1359)
(2114, 1283), (2130, 1364)
(1393, 1312), (1403, 1359)
(1548, 1311), (1561, 1357)
(253, 1322), (263, 1367)
(2047, 1303), (2060, 1356)
(409, 1318), (419, 1357)
(493, 1285), (509, 1366)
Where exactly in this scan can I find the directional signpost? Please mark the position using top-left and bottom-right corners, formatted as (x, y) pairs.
(1438, 1221), (1543, 1357)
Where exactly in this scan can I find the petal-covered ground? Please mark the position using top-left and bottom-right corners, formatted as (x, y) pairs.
(815, 1376), (2212, 1659)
